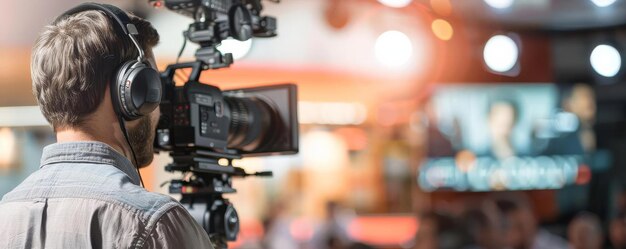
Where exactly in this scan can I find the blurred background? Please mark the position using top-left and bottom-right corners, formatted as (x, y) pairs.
(3, 0), (626, 248)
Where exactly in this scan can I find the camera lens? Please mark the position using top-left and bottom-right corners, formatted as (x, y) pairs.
(224, 96), (280, 152)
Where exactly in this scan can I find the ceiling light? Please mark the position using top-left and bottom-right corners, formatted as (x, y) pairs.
(377, 0), (413, 8)
(590, 0), (617, 7)
(483, 35), (519, 73)
(483, 0), (514, 9)
(375, 30), (413, 69)
(590, 44), (621, 77)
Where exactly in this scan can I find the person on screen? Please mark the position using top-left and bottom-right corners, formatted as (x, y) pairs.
(486, 97), (520, 160)
(544, 83), (596, 155)
(0, 4), (214, 248)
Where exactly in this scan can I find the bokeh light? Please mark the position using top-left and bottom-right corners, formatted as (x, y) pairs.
(483, 35), (519, 73)
(590, 44), (621, 77)
(377, 0), (413, 8)
(375, 30), (414, 68)
(217, 39), (253, 60)
(590, 0), (618, 7)
(431, 19), (454, 41)
(483, 0), (515, 9)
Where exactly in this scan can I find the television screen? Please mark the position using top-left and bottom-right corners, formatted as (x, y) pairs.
(418, 83), (600, 192)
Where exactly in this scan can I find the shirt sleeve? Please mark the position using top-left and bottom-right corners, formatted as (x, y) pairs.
(141, 205), (215, 249)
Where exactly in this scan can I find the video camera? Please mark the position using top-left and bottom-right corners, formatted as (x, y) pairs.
(149, 0), (296, 248)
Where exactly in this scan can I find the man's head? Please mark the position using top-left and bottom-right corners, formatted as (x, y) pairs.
(31, 8), (160, 167)
(568, 212), (603, 249)
(495, 196), (536, 249)
(610, 213), (626, 249)
(463, 200), (504, 249)
(487, 97), (519, 141)
(562, 83), (596, 125)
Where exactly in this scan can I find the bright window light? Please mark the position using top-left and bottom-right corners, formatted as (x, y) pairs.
(0, 128), (16, 169)
(375, 30), (413, 69)
(590, 44), (621, 77)
(483, 0), (515, 9)
(378, 0), (413, 8)
(0, 106), (48, 127)
(590, 0), (617, 7)
(217, 39), (253, 60)
(483, 35), (519, 73)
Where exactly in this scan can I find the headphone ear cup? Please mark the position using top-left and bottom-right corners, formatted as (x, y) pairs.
(112, 60), (136, 120)
(123, 62), (162, 119)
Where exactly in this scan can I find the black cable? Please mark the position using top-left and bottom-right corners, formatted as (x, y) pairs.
(117, 115), (145, 188)
(175, 32), (187, 64)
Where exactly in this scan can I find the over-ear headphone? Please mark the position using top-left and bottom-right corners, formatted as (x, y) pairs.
(56, 2), (162, 121)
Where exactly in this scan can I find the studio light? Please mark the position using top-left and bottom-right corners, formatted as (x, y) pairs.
(375, 30), (413, 68)
(483, 0), (514, 9)
(590, 44), (621, 77)
(377, 0), (413, 8)
(483, 35), (519, 73)
(217, 39), (253, 60)
(431, 19), (454, 41)
(590, 0), (617, 7)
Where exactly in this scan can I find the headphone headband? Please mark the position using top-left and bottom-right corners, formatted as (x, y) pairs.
(56, 2), (145, 61)
(56, 3), (131, 34)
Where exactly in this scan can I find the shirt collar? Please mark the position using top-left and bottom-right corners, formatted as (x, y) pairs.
(40, 141), (141, 185)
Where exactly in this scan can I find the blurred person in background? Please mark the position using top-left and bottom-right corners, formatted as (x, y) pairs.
(567, 212), (603, 249)
(610, 212), (626, 249)
(413, 211), (474, 249)
(486, 97), (520, 160)
(263, 199), (299, 249)
(311, 201), (355, 249)
(495, 196), (568, 249)
(463, 200), (505, 249)
(420, 97), (457, 158)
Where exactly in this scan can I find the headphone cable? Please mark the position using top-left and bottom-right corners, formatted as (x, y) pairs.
(117, 115), (145, 188)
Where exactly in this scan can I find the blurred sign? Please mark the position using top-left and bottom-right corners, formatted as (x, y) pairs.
(418, 155), (583, 192)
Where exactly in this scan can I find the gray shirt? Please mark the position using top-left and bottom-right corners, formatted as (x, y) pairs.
(0, 141), (214, 249)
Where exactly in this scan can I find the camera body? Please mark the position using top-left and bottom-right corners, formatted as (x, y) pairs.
(154, 73), (299, 158)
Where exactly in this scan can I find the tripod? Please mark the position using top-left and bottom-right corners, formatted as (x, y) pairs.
(165, 149), (272, 248)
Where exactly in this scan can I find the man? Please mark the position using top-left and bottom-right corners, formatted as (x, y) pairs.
(495, 196), (568, 249)
(486, 97), (520, 160)
(610, 212), (626, 249)
(412, 211), (473, 249)
(568, 212), (603, 249)
(0, 4), (214, 249)
(544, 83), (597, 155)
(463, 200), (505, 249)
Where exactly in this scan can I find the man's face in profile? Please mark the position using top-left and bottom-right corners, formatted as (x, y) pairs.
(128, 52), (160, 168)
